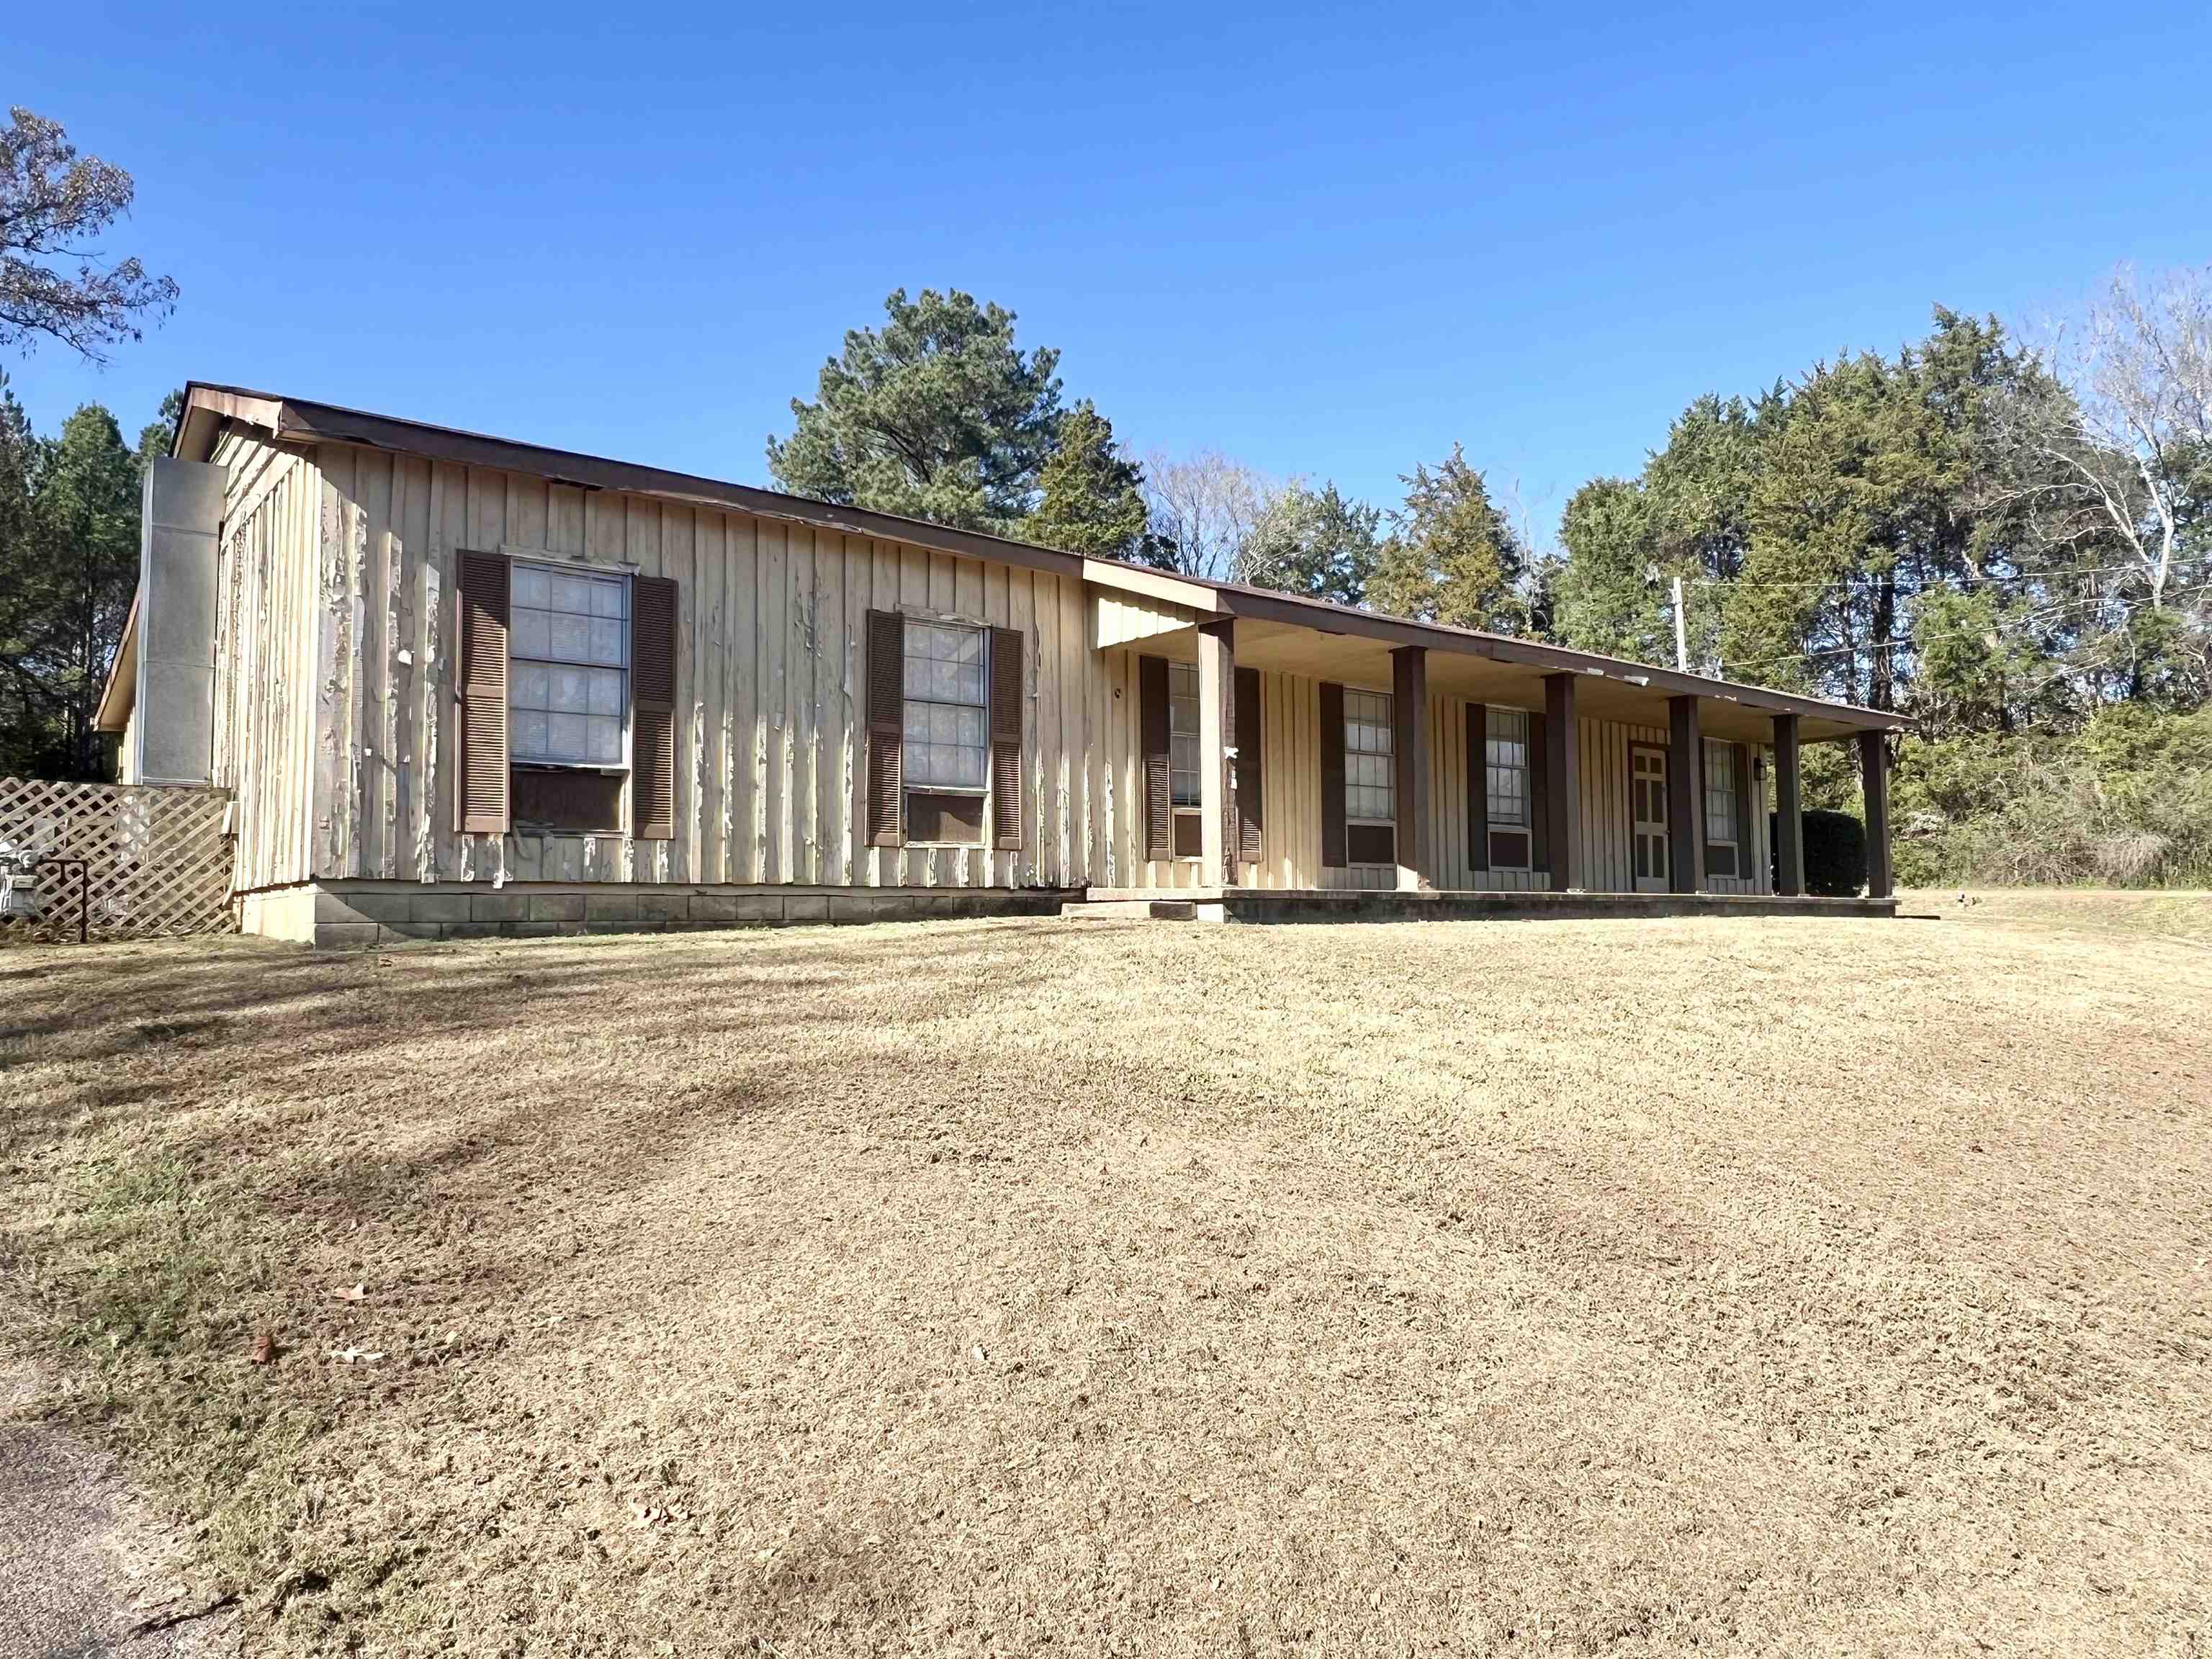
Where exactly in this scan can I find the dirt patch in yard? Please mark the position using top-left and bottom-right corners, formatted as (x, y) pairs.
(1, 912), (2208, 1655)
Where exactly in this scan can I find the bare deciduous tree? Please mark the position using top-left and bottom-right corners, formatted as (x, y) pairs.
(1139, 449), (1281, 583)
(2026, 263), (2212, 608)
(1, 108), (178, 363)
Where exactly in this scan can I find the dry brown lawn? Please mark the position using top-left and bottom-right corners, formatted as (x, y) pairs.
(2, 905), (2208, 1656)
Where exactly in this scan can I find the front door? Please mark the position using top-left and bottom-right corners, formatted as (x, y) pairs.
(1630, 745), (1669, 892)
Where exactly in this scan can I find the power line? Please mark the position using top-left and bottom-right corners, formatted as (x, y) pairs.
(1676, 559), (2180, 593)
(1719, 582), (2212, 675)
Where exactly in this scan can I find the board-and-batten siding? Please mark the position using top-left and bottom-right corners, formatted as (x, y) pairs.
(1094, 654), (1327, 892)
(1575, 719), (1771, 896)
(1093, 590), (1201, 649)
(210, 429), (321, 891)
(302, 444), (1097, 891)
(290, 441), (1770, 899)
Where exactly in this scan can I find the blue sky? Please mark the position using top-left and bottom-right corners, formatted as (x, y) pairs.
(9, 3), (2208, 541)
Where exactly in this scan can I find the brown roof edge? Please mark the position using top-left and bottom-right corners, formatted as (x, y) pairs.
(181, 383), (1092, 586)
(94, 588), (140, 733)
(1208, 584), (1912, 732)
(178, 382), (1908, 736)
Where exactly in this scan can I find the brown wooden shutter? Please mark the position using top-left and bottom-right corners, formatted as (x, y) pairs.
(1319, 680), (1346, 867)
(866, 610), (904, 847)
(455, 551), (511, 835)
(1234, 666), (1262, 863)
(1528, 709), (1548, 874)
(1141, 654), (1172, 860)
(1732, 741), (1754, 855)
(1466, 701), (1488, 870)
(631, 574), (678, 841)
(989, 626), (1024, 850)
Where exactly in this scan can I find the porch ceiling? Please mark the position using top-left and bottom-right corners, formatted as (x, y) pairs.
(1137, 617), (1876, 745)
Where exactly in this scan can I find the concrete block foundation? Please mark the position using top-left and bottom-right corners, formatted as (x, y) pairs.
(239, 881), (1074, 948)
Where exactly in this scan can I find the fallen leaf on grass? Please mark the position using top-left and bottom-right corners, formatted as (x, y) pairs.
(249, 1331), (277, 1365)
(329, 1282), (367, 1302)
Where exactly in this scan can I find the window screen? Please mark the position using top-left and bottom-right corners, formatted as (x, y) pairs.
(1704, 739), (1737, 843)
(1345, 688), (1395, 829)
(1486, 707), (1531, 829)
(510, 565), (628, 768)
(1169, 662), (1201, 807)
(902, 623), (988, 790)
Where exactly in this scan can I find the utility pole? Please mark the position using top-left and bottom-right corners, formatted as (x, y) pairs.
(1671, 576), (1689, 672)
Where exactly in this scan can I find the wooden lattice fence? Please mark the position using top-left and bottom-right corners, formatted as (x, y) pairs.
(0, 777), (235, 943)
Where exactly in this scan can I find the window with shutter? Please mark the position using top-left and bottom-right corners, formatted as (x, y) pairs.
(902, 620), (989, 848)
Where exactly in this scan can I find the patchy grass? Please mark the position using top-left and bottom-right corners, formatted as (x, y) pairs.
(1, 912), (2208, 1655)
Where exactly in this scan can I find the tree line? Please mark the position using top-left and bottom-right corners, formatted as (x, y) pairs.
(1, 104), (180, 779)
(0, 378), (179, 777)
(769, 288), (1541, 635)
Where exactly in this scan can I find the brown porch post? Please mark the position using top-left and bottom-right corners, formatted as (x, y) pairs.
(1198, 618), (1233, 889)
(1392, 645), (1431, 891)
(1543, 672), (1583, 890)
(1667, 694), (1707, 894)
(1772, 714), (1804, 896)
(1859, 728), (1892, 899)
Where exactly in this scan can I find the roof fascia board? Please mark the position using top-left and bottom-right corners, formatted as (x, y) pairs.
(174, 383), (1905, 734)
(264, 395), (1091, 585)
(93, 588), (140, 732)
(1212, 584), (1910, 731)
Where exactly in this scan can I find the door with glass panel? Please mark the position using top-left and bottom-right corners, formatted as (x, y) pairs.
(1629, 745), (1669, 892)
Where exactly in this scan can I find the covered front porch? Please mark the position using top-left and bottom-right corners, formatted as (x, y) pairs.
(1087, 569), (1904, 908)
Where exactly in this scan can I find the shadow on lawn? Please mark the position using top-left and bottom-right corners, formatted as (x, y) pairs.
(3, 926), (1092, 1456)
(4, 923), (1068, 1310)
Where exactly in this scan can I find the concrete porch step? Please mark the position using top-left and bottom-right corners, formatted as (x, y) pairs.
(1061, 898), (1199, 921)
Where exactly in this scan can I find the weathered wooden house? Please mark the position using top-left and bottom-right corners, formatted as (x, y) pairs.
(94, 385), (1906, 946)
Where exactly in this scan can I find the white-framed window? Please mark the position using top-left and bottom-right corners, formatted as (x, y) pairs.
(902, 621), (989, 791)
(1486, 708), (1531, 830)
(1169, 662), (1201, 807)
(1704, 738), (1737, 848)
(1344, 688), (1395, 829)
(509, 563), (629, 768)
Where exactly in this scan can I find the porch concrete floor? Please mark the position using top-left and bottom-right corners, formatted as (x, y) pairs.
(1073, 886), (1901, 921)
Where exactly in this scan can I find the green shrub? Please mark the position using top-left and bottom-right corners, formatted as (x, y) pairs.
(1890, 706), (2212, 888)
(1791, 809), (1866, 896)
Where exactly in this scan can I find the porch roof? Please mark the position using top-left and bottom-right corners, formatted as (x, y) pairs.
(165, 382), (1907, 747)
(1087, 575), (1906, 745)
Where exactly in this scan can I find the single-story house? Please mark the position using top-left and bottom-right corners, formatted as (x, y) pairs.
(94, 384), (1907, 947)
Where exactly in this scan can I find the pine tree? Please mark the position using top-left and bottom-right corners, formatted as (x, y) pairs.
(1369, 444), (1528, 631)
(1030, 400), (1155, 563)
(1242, 482), (1380, 605)
(767, 288), (1061, 534)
